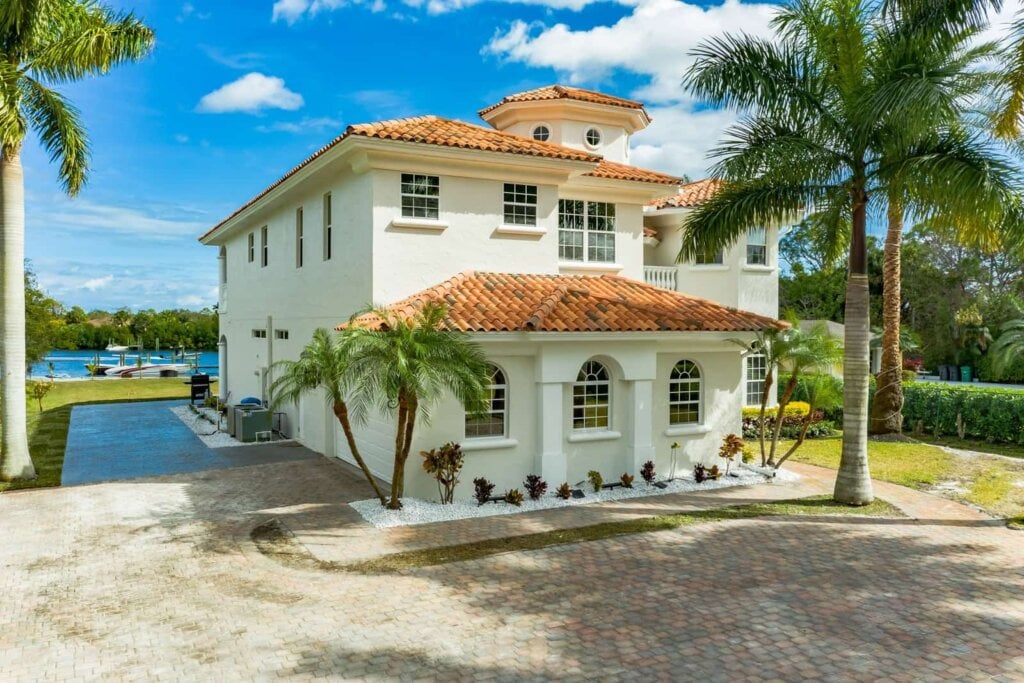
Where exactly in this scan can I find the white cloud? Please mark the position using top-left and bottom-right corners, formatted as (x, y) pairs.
(201, 45), (264, 70)
(256, 116), (342, 133)
(630, 105), (740, 179)
(174, 134), (190, 144)
(273, 0), (382, 23)
(196, 73), (304, 114)
(82, 275), (114, 291)
(33, 200), (208, 240)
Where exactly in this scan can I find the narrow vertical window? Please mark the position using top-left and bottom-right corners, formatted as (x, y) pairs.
(503, 183), (537, 226)
(669, 360), (702, 425)
(295, 208), (304, 268)
(746, 354), (767, 406)
(465, 365), (508, 439)
(247, 233), (255, 263)
(260, 226), (268, 267)
(746, 227), (767, 265)
(400, 173), (439, 219)
(322, 192), (332, 261)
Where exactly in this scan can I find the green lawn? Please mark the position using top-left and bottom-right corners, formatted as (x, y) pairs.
(253, 495), (903, 573)
(787, 435), (1024, 526)
(1, 378), (215, 493)
(914, 433), (1024, 460)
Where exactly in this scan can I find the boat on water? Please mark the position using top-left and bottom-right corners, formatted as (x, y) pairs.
(105, 344), (132, 353)
(104, 363), (194, 378)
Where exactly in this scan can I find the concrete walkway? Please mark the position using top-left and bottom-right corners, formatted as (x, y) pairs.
(61, 399), (319, 485)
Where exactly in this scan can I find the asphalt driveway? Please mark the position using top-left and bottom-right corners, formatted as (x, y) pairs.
(61, 399), (319, 485)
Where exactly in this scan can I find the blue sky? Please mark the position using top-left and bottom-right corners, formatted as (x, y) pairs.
(24, 0), (788, 311)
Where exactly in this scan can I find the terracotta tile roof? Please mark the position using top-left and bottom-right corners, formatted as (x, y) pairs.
(649, 178), (725, 209)
(347, 116), (600, 162)
(480, 85), (649, 117)
(586, 159), (681, 185)
(339, 272), (781, 333)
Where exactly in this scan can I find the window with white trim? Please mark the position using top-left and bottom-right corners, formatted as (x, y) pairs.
(252, 329), (267, 339)
(694, 247), (724, 265)
(573, 360), (611, 430)
(323, 193), (332, 261)
(247, 232), (254, 263)
(584, 127), (601, 147)
(465, 364), (507, 439)
(532, 125), (550, 142)
(295, 207), (304, 268)
(558, 200), (615, 263)
(747, 227), (767, 265)
(503, 183), (537, 226)
(746, 353), (767, 406)
(275, 329), (289, 340)
(669, 360), (702, 425)
(400, 173), (439, 219)
(260, 226), (268, 267)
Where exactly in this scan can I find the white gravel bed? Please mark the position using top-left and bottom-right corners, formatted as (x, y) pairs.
(170, 405), (254, 448)
(351, 465), (801, 529)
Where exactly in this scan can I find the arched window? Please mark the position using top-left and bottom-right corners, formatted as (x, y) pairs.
(465, 364), (507, 438)
(532, 125), (550, 142)
(573, 360), (610, 430)
(669, 360), (702, 425)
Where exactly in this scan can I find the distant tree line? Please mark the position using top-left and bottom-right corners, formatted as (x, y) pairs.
(25, 267), (218, 365)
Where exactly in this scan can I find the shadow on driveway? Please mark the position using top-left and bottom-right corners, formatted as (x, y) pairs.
(61, 399), (319, 485)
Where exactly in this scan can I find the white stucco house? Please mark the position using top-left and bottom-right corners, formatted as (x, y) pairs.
(199, 85), (784, 500)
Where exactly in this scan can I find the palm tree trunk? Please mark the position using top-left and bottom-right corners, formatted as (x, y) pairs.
(758, 368), (774, 466)
(398, 398), (417, 499)
(0, 149), (36, 482)
(776, 409), (814, 469)
(388, 394), (408, 509)
(870, 196), (904, 434)
(835, 185), (874, 505)
(768, 376), (797, 465)
(332, 400), (386, 505)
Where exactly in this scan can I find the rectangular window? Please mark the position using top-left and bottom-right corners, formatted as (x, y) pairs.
(295, 208), (304, 268)
(260, 226), (269, 267)
(503, 183), (537, 226)
(400, 173), (439, 219)
(247, 232), (255, 263)
(745, 354), (767, 406)
(694, 247), (724, 265)
(747, 227), (767, 265)
(252, 329), (267, 339)
(275, 329), (289, 340)
(323, 192), (332, 260)
(558, 200), (615, 263)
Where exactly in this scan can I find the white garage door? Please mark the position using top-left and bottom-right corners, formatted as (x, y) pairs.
(334, 417), (393, 483)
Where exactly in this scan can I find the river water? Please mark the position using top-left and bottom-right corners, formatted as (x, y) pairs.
(30, 349), (219, 379)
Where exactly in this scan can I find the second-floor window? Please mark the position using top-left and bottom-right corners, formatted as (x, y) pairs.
(694, 247), (724, 265)
(323, 193), (332, 260)
(401, 173), (439, 219)
(295, 208), (304, 268)
(747, 227), (767, 265)
(558, 200), (615, 263)
(260, 226), (268, 267)
(247, 232), (254, 263)
(503, 183), (537, 226)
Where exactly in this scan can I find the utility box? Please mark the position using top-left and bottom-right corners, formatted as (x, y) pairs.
(229, 404), (260, 437)
(237, 409), (272, 443)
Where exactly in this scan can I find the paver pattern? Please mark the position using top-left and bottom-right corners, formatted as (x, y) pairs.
(61, 400), (318, 485)
(2, 456), (1022, 682)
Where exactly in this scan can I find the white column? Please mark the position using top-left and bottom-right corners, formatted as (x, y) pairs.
(217, 336), (227, 401)
(537, 382), (567, 484)
(627, 379), (656, 474)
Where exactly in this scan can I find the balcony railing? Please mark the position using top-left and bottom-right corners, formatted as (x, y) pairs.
(644, 266), (677, 291)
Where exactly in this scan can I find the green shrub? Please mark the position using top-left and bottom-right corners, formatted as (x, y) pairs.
(903, 382), (1024, 444)
(587, 470), (603, 492)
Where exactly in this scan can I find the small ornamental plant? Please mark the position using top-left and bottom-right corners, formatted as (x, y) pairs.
(587, 470), (603, 493)
(29, 380), (54, 413)
(708, 464), (721, 480)
(555, 482), (572, 500)
(420, 442), (465, 505)
(693, 463), (708, 484)
(620, 472), (634, 488)
(473, 477), (495, 506)
(718, 433), (744, 476)
(524, 474), (548, 500)
(640, 460), (656, 484)
(505, 488), (524, 507)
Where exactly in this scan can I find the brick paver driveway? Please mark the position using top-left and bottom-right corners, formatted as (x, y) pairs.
(1, 456), (1022, 682)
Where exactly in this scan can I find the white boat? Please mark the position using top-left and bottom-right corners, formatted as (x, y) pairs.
(105, 344), (132, 353)
(105, 363), (193, 378)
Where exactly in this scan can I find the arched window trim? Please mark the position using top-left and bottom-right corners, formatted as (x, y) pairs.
(669, 359), (703, 426)
(573, 360), (611, 431)
(465, 363), (508, 439)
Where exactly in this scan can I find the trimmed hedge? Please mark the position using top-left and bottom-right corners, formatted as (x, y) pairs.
(903, 382), (1024, 444)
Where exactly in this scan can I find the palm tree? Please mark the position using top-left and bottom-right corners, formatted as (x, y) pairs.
(732, 325), (797, 467)
(0, 1), (153, 481)
(681, 0), (1020, 504)
(269, 328), (387, 506)
(990, 317), (1024, 373)
(775, 372), (843, 469)
(345, 302), (490, 510)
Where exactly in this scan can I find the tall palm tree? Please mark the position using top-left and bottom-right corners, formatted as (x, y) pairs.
(989, 317), (1024, 373)
(681, 0), (1020, 504)
(270, 328), (387, 506)
(0, 0), (153, 481)
(345, 303), (490, 510)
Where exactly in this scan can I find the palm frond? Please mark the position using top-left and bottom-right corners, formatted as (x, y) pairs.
(18, 76), (87, 194)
